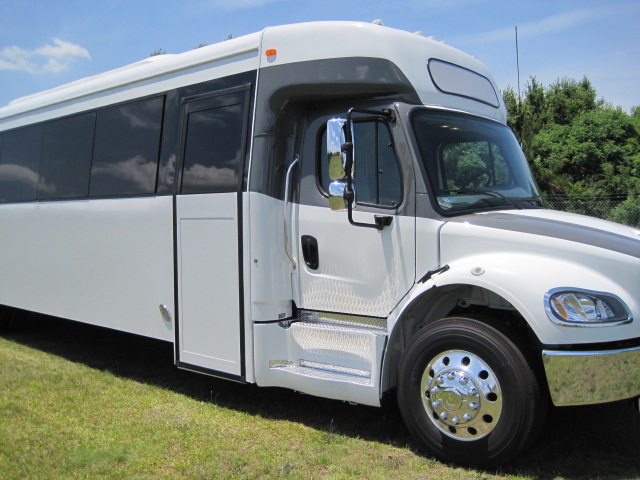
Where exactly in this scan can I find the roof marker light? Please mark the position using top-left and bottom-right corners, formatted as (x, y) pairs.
(265, 48), (277, 57)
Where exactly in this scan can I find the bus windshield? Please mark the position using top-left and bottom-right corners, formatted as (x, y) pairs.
(411, 109), (544, 215)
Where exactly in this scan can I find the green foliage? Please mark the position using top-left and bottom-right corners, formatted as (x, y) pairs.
(150, 48), (166, 57)
(532, 108), (640, 195)
(545, 77), (599, 125)
(503, 77), (640, 201)
(609, 196), (640, 227)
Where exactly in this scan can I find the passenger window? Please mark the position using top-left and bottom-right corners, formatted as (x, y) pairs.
(320, 120), (401, 208)
(89, 96), (163, 197)
(180, 98), (245, 194)
(0, 124), (43, 202)
(38, 112), (95, 200)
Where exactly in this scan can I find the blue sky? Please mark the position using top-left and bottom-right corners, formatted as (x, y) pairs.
(1, 0), (639, 112)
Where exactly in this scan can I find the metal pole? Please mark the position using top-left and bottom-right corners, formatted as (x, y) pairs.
(515, 26), (521, 105)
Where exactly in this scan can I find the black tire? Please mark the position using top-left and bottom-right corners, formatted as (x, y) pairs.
(397, 316), (545, 466)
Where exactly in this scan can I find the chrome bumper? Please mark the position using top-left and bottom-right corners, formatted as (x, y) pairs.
(542, 346), (640, 407)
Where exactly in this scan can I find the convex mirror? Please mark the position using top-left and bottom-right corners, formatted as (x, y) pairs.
(326, 118), (355, 211)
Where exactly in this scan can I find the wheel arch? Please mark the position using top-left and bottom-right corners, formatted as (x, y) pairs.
(381, 282), (544, 395)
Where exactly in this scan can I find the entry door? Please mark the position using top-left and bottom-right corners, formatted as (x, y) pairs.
(296, 114), (415, 318)
(175, 86), (250, 377)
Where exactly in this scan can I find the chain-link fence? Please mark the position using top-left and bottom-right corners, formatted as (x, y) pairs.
(545, 195), (640, 228)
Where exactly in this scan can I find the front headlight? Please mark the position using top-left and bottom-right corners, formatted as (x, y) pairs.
(545, 288), (633, 327)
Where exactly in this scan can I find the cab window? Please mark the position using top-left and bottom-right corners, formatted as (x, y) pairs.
(319, 120), (401, 208)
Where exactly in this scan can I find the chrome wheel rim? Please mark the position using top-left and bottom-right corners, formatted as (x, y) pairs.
(421, 349), (502, 440)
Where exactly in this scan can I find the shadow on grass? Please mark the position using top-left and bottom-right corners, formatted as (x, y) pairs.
(3, 312), (639, 479)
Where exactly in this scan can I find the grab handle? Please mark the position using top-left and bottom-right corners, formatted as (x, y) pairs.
(283, 156), (299, 269)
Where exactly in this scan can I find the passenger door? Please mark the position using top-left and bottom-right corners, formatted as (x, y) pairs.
(295, 110), (415, 318)
(175, 86), (250, 377)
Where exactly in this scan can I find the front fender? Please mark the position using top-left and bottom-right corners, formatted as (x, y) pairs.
(402, 251), (639, 346)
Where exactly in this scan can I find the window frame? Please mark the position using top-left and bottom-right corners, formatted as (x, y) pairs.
(0, 93), (166, 204)
(88, 95), (165, 198)
(177, 84), (252, 196)
(37, 111), (96, 201)
(0, 123), (44, 203)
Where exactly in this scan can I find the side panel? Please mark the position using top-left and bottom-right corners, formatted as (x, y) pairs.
(297, 205), (415, 317)
(176, 193), (242, 374)
(0, 196), (175, 340)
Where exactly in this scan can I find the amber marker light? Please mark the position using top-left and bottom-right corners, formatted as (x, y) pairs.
(265, 48), (277, 57)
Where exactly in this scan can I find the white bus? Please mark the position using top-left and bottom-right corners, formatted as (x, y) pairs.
(0, 21), (638, 466)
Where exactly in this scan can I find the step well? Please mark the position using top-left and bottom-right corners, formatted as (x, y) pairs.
(254, 310), (389, 406)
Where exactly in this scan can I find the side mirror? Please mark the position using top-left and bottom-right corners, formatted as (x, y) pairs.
(325, 108), (393, 230)
(326, 118), (352, 211)
(328, 180), (357, 211)
(327, 118), (347, 180)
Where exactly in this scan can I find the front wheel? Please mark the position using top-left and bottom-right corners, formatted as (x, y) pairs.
(397, 317), (546, 466)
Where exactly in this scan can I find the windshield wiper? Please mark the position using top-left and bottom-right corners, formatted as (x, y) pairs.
(514, 195), (545, 207)
(442, 188), (521, 209)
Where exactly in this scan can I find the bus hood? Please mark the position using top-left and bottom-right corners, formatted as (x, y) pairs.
(443, 208), (640, 261)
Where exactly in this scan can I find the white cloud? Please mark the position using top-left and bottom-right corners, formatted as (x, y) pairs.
(35, 38), (91, 60)
(0, 38), (90, 74)
(453, 8), (605, 45)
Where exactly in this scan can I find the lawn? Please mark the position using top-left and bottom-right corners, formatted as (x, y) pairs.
(1, 314), (638, 479)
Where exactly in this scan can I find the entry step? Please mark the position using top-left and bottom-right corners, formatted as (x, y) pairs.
(296, 310), (387, 335)
(269, 360), (372, 386)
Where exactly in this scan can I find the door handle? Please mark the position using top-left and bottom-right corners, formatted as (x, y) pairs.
(301, 235), (319, 270)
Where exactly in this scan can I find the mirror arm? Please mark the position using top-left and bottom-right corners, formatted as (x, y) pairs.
(344, 179), (391, 231)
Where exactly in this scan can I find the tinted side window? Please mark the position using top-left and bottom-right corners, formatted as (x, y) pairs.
(0, 125), (43, 202)
(90, 96), (164, 197)
(38, 113), (96, 200)
(320, 121), (401, 208)
(181, 96), (245, 194)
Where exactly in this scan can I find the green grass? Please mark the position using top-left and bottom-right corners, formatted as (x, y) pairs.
(1, 314), (639, 479)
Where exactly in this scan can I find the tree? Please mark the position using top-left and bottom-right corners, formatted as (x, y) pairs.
(503, 77), (548, 163)
(544, 77), (599, 125)
(503, 76), (640, 200)
(531, 108), (640, 195)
